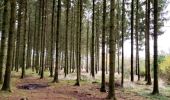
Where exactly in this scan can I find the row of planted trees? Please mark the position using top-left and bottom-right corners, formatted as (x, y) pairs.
(0, 0), (162, 99)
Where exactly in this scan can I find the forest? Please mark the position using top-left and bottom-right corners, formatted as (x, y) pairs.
(0, 0), (170, 100)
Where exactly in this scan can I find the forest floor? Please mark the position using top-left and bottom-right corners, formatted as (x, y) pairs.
(0, 70), (170, 100)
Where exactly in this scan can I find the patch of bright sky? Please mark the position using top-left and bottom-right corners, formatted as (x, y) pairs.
(124, 1), (170, 58)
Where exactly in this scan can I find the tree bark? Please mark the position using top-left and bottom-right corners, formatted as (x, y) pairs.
(91, 0), (95, 78)
(0, 0), (10, 83)
(108, 0), (116, 99)
(100, 0), (106, 92)
(1, 0), (16, 91)
(53, 0), (61, 83)
(146, 0), (151, 85)
(121, 0), (125, 87)
(135, 0), (140, 81)
(130, 0), (134, 82)
(21, 0), (28, 79)
(152, 0), (159, 94)
(64, 0), (70, 77)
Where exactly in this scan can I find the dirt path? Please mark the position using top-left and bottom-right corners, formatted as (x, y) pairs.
(0, 76), (148, 100)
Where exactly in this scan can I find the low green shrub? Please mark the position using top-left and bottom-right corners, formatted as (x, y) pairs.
(159, 56), (170, 84)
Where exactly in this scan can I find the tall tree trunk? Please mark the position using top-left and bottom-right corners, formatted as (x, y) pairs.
(144, 0), (148, 81)
(75, 0), (80, 86)
(108, 0), (116, 99)
(35, 0), (42, 74)
(116, 1), (120, 74)
(64, 0), (70, 77)
(130, 0), (134, 82)
(69, 6), (74, 73)
(1, 0), (16, 91)
(100, 0), (106, 92)
(15, 0), (23, 72)
(0, 0), (10, 84)
(40, 0), (46, 79)
(26, 8), (32, 69)
(121, 0), (125, 87)
(75, 0), (82, 86)
(53, 0), (61, 83)
(50, 0), (55, 77)
(78, 0), (82, 83)
(135, 0), (140, 81)
(32, 2), (38, 72)
(146, 0), (151, 85)
(72, 5), (76, 73)
(21, 0), (27, 79)
(95, 5), (100, 74)
(91, 0), (95, 78)
(152, 0), (159, 94)
(86, 20), (89, 73)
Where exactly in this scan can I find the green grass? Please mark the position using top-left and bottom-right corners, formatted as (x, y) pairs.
(125, 83), (170, 100)
(140, 92), (170, 100)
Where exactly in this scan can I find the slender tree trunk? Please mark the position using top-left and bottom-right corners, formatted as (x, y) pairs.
(53, 0), (61, 83)
(72, 6), (76, 73)
(1, 0), (16, 91)
(108, 0), (116, 99)
(144, 0), (148, 81)
(35, 0), (42, 74)
(121, 0), (125, 87)
(15, 0), (23, 72)
(116, 1), (120, 74)
(100, 0), (106, 92)
(95, 5), (100, 74)
(117, 44), (120, 74)
(75, 0), (80, 86)
(130, 0), (134, 82)
(91, 0), (95, 78)
(152, 0), (159, 94)
(21, 0), (27, 79)
(146, 0), (151, 85)
(40, 0), (46, 79)
(26, 9), (32, 69)
(135, 0), (140, 81)
(32, 2), (38, 72)
(86, 21), (89, 73)
(0, 0), (10, 84)
(105, 43), (108, 74)
(75, 0), (82, 86)
(12, 37), (16, 71)
(78, 0), (82, 82)
(64, 0), (70, 77)
(50, 0), (55, 77)
(70, 6), (74, 73)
